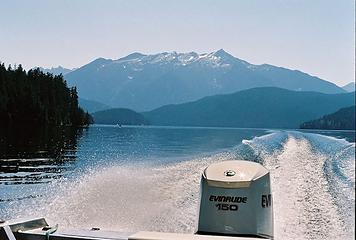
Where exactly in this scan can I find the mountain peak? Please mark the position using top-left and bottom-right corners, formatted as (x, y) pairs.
(119, 52), (146, 61)
(199, 49), (245, 66)
(213, 48), (227, 55)
(90, 57), (112, 65)
(342, 82), (355, 92)
(65, 49), (346, 111)
(109, 50), (240, 67)
(35, 66), (73, 75)
(211, 49), (234, 58)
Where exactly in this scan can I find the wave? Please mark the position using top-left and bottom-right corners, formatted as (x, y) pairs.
(6, 152), (235, 233)
(5, 131), (355, 240)
(242, 131), (355, 240)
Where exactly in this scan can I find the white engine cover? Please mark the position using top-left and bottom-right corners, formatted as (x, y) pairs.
(197, 160), (273, 239)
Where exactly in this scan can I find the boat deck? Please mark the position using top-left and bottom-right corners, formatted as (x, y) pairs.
(1, 217), (267, 240)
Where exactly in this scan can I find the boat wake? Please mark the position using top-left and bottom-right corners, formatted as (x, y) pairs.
(6, 131), (355, 240)
(243, 131), (355, 239)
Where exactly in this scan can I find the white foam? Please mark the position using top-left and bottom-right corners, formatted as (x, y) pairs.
(244, 132), (355, 239)
(6, 131), (355, 240)
(9, 152), (235, 233)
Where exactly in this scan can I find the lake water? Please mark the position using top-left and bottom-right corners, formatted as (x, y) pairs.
(0, 125), (355, 239)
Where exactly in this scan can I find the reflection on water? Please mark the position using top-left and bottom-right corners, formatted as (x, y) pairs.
(0, 125), (355, 240)
(0, 125), (266, 206)
(0, 126), (84, 185)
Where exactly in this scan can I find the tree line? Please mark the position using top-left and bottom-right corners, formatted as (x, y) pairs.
(300, 106), (355, 130)
(0, 63), (92, 127)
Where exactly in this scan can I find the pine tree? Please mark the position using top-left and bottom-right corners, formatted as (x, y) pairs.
(0, 63), (92, 127)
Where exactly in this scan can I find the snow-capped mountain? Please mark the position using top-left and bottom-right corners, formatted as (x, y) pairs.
(342, 82), (355, 92)
(114, 49), (241, 68)
(36, 66), (74, 76)
(65, 49), (345, 111)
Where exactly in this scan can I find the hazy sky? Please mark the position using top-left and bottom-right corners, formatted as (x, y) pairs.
(0, 0), (354, 86)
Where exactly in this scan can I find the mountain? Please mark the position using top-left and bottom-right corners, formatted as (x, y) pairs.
(36, 66), (74, 76)
(143, 87), (354, 129)
(78, 98), (111, 113)
(65, 50), (345, 111)
(92, 108), (148, 125)
(300, 106), (355, 130)
(342, 82), (355, 92)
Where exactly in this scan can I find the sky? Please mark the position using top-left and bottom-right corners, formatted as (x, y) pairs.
(0, 0), (354, 86)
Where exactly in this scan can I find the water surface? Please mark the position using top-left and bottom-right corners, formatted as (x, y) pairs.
(0, 125), (354, 240)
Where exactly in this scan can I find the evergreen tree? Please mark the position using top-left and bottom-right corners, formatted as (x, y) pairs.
(0, 63), (92, 127)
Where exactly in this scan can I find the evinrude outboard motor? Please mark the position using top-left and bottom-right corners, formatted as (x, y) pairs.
(197, 160), (274, 239)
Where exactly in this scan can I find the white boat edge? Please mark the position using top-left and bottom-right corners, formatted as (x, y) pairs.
(1, 161), (273, 240)
(0, 217), (267, 240)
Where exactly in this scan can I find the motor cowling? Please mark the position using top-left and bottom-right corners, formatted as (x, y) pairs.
(197, 160), (273, 239)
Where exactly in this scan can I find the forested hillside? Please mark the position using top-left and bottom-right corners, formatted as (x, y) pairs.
(0, 63), (92, 127)
(92, 108), (148, 125)
(300, 106), (355, 130)
(65, 50), (345, 111)
(143, 87), (354, 128)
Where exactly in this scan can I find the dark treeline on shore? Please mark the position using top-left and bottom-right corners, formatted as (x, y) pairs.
(300, 106), (355, 130)
(0, 63), (92, 127)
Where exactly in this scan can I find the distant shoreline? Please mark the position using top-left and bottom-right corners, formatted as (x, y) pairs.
(89, 124), (356, 133)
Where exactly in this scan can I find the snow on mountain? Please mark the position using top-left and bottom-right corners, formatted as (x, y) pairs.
(109, 49), (243, 68)
(35, 66), (74, 76)
(65, 49), (345, 111)
(342, 82), (355, 92)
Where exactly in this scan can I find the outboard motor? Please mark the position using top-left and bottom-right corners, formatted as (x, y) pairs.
(197, 160), (274, 239)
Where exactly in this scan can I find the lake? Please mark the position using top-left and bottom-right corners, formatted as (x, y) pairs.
(0, 125), (355, 239)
